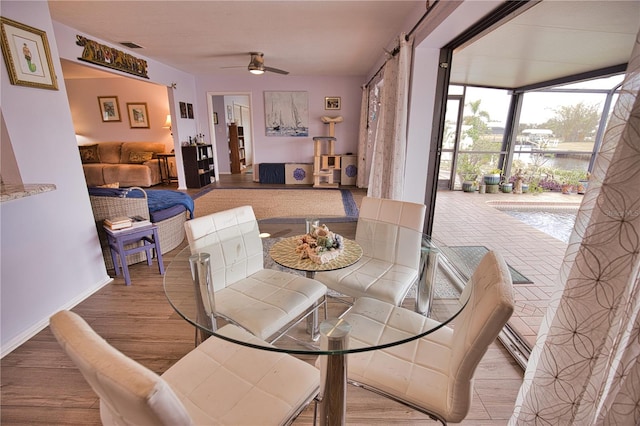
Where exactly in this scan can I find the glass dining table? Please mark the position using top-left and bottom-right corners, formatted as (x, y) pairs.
(163, 216), (470, 425)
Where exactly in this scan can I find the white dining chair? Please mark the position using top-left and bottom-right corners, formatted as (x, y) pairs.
(342, 250), (514, 424)
(314, 196), (426, 306)
(49, 310), (319, 426)
(184, 205), (327, 342)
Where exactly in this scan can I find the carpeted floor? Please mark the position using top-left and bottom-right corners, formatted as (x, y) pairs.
(193, 188), (360, 219)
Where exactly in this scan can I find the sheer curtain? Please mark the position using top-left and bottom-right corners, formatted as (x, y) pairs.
(510, 31), (640, 425)
(365, 34), (413, 199)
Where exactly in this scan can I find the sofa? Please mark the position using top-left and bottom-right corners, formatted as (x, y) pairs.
(79, 142), (166, 187)
(88, 187), (194, 270)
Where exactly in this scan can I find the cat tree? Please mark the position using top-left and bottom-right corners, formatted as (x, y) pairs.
(312, 116), (343, 188)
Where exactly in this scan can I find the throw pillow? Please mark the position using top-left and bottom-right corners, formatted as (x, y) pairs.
(97, 182), (120, 188)
(79, 144), (100, 164)
(128, 151), (154, 164)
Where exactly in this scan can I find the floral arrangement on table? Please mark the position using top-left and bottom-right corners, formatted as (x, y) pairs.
(295, 224), (345, 264)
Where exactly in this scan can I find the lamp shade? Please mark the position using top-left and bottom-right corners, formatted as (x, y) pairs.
(163, 115), (172, 128)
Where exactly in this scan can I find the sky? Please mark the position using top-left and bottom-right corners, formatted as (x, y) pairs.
(459, 74), (624, 127)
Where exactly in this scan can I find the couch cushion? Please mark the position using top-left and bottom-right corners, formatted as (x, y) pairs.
(103, 164), (155, 188)
(97, 142), (124, 164)
(79, 144), (100, 163)
(120, 142), (165, 164)
(82, 163), (106, 186)
(128, 151), (155, 163)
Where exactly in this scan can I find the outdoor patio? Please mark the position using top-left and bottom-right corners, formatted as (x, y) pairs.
(432, 189), (583, 355)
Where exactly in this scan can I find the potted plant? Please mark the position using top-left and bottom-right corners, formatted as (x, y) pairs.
(577, 172), (590, 194)
(457, 158), (481, 192)
(484, 168), (502, 185)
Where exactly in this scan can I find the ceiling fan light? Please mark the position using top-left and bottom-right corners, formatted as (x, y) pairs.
(249, 67), (264, 75)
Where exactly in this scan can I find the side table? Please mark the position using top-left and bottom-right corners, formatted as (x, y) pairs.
(104, 224), (164, 285)
(157, 153), (177, 184)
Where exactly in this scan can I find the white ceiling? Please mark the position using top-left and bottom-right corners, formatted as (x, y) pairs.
(49, 1), (640, 88)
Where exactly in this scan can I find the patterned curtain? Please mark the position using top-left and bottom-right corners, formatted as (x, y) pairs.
(510, 31), (640, 425)
(357, 85), (370, 188)
(367, 34), (414, 199)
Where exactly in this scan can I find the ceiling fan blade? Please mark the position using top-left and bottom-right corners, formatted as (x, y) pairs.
(264, 66), (289, 75)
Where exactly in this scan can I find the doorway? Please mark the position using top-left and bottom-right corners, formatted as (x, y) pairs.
(208, 93), (253, 175)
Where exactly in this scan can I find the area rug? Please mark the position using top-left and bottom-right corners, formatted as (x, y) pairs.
(194, 188), (358, 220)
(439, 245), (533, 284)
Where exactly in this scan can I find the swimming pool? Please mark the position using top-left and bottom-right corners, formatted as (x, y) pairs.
(503, 210), (577, 243)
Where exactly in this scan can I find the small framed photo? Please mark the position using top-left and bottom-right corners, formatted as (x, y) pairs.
(213, 111), (219, 125)
(126, 102), (149, 128)
(0, 17), (58, 90)
(325, 96), (341, 110)
(187, 103), (194, 119)
(179, 101), (187, 118)
(97, 96), (121, 122)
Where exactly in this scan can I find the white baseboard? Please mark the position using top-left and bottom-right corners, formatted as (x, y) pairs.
(1, 275), (113, 358)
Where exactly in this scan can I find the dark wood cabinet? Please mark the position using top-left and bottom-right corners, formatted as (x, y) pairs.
(182, 144), (215, 188)
(229, 124), (246, 174)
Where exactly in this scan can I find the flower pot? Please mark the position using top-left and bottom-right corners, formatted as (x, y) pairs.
(577, 180), (588, 194)
(521, 183), (529, 193)
(462, 181), (476, 192)
(561, 184), (573, 194)
(484, 174), (500, 185)
(501, 183), (513, 193)
(486, 184), (500, 193)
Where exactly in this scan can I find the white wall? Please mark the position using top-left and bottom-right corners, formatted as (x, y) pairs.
(0, 1), (109, 356)
(0, 2), (201, 355)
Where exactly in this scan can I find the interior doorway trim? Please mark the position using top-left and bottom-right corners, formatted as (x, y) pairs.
(206, 91), (254, 178)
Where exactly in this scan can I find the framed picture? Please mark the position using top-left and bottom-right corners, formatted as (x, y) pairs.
(97, 96), (121, 122)
(325, 96), (341, 110)
(126, 102), (149, 128)
(0, 17), (58, 90)
(179, 102), (187, 118)
(264, 91), (309, 137)
(213, 112), (218, 125)
(187, 103), (194, 119)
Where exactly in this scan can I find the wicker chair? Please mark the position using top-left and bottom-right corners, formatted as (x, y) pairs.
(89, 187), (187, 270)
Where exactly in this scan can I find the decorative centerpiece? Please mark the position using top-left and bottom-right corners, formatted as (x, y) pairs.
(295, 224), (344, 264)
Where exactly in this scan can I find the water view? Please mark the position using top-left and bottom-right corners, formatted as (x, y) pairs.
(504, 210), (577, 243)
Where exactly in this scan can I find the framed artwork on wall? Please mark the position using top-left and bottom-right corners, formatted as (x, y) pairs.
(126, 102), (149, 128)
(0, 17), (58, 90)
(179, 102), (187, 118)
(264, 91), (309, 137)
(213, 112), (218, 125)
(97, 96), (121, 122)
(187, 103), (194, 119)
(325, 96), (341, 110)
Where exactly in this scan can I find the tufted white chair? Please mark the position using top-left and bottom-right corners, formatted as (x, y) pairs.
(314, 196), (426, 306)
(50, 310), (319, 426)
(184, 205), (327, 342)
(342, 251), (514, 424)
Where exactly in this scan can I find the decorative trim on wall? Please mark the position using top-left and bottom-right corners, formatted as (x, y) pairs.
(76, 35), (148, 79)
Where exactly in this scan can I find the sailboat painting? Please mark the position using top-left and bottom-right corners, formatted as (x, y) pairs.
(264, 91), (309, 137)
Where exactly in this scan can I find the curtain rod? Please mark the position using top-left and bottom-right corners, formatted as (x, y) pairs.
(365, 0), (440, 87)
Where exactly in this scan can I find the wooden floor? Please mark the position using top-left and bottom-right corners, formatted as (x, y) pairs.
(1, 173), (523, 425)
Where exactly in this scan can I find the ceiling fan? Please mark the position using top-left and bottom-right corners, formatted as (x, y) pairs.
(238, 52), (289, 75)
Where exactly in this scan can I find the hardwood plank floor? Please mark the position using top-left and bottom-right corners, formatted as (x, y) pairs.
(1, 174), (523, 425)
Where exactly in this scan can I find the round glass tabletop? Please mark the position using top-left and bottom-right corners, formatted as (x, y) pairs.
(163, 216), (470, 356)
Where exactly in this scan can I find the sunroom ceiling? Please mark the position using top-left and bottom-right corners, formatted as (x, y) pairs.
(450, 1), (640, 89)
